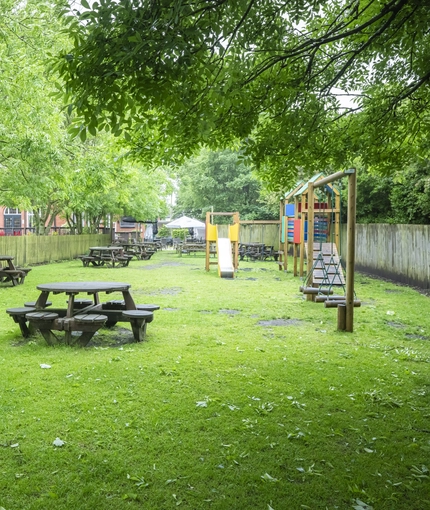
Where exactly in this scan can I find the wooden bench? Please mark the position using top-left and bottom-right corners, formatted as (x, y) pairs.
(73, 314), (108, 346)
(6, 307), (36, 337)
(0, 268), (27, 286)
(77, 255), (97, 267)
(122, 310), (153, 342)
(25, 311), (60, 345)
(102, 300), (160, 313)
(115, 255), (132, 267)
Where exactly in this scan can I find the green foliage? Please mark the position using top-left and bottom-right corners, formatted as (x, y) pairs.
(0, 1), (171, 234)
(171, 228), (187, 240)
(354, 160), (430, 225)
(390, 160), (430, 224)
(54, 1), (430, 191)
(156, 226), (170, 238)
(174, 149), (278, 220)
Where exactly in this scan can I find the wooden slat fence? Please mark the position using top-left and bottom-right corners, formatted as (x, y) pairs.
(0, 234), (111, 266)
(340, 224), (430, 290)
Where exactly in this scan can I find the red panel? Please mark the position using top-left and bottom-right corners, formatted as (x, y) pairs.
(293, 219), (301, 243)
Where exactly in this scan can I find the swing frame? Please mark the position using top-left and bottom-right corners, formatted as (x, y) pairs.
(307, 168), (357, 332)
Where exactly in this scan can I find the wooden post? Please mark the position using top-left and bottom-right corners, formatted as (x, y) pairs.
(335, 193), (340, 252)
(299, 194), (306, 276)
(293, 243), (298, 276)
(345, 169), (356, 332)
(337, 303), (346, 331)
(283, 216), (288, 270)
(205, 211), (211, 271)
(307, 183), (315, 301)
(232, 212), (240, 270)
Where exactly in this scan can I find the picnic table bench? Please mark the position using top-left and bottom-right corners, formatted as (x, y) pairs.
(6, 282), (159, 346)
(78, 247), (133, 268)
(115, 243), (156, 261)
(0, 255), (31, 286)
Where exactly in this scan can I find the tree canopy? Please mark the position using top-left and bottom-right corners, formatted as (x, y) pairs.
(174, 149), (278, 220)
(0, 0), (171, 233)
(53, 0), (430, 190)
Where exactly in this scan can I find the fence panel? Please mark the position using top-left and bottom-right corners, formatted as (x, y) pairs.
(340, 224), (430, 290)
(0, 234), (111, 266)
(239, 224), (279, 250)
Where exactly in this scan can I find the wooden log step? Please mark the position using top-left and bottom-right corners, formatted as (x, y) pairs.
(315, 295), (345, 302)
(324, 300), (361, 308)
(299, 286), (333, 295)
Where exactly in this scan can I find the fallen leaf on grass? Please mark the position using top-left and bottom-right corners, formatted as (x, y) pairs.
(261, 472), (278, 482)
(352, 499), (374, 510)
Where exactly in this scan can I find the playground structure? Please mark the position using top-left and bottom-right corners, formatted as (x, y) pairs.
(205, 212), (240, 278)
(281, 169), (358, 332)
(280, 173), (341, 276)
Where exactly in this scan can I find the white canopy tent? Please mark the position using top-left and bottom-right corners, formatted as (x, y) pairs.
(165, 215), (205, 229)
(165, 215), (205, 240)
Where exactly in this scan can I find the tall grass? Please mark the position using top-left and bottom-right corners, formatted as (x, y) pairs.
(0, 250), (429, 509)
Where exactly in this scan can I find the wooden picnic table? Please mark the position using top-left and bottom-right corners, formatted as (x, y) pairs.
(78, 246), (132, 268)
(0, 255), (31, 286)
(8, 281), (155, 346)
(177, 242), (213, 256)
(116, 243), (156, 260)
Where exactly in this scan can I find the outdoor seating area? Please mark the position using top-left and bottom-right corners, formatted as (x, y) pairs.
(238, 243), (278, 262)
(115, 242), (156, 260)
(0, 255), (31, 286)
(77, 246), (133, 268)
(6, 281), (159, 346)
(176, 240), (207, 256)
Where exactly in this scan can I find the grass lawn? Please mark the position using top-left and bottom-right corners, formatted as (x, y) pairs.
(1, 249), (429, 510)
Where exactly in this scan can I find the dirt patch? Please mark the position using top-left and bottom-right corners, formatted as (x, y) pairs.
(357, 270), (430, 297)
(88, 327), (135, 347)
(405, 334), (430, 341)
(258, 319), (302, 327)
(137, 262), (185, 270)
(164, 308), (179, 312)
(219, 309), (241, 315)
(386, 321), (406, 329)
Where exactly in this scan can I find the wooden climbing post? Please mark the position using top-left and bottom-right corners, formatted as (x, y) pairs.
(345, 168), (356, 332)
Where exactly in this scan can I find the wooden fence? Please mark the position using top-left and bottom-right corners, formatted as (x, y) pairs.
(1, 224), (428, 290)
(239, 223), (280, 250)
(340, 224), (430, 290)
(0, 234), (111, 266)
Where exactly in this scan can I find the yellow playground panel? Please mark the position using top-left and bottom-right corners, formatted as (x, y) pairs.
(205, 212), (240, 278)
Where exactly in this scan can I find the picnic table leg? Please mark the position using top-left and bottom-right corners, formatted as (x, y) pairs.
(74, 331), (98, 347)
(128, 318), (147, 342)
(15, 317), (32, 337)
(35, 291), (50, 309)
(40, 329), (58, 346)
(122, 291), (136, 310)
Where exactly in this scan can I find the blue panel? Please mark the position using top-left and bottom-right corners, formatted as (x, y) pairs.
(285, 204), (295, 217)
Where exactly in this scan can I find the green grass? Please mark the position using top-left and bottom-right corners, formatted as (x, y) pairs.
(1, 250), (429, 510)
